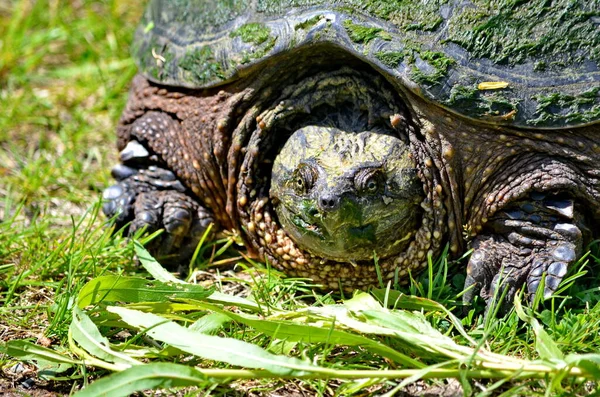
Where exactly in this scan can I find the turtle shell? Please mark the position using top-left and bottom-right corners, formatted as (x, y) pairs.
(134, 0), (600, 128)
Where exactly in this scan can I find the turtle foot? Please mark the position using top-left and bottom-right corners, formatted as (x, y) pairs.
(103, 140), (215, 265)
(463, 194), (583, 314)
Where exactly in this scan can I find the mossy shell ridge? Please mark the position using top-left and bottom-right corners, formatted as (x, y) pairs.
(135, 0), (600, 128)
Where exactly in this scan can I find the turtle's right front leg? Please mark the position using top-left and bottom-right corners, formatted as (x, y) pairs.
(463, 193), (584, 312)
(102, 113), (215, 264)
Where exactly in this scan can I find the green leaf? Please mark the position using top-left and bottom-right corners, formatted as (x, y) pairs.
(359, 310), (473, 358)
(514, 297), (564, 360)
(108, 306), (318, 376)
(564, 353), (600, 378)
(313, 294), (473, 359)
(158, 312), (233, 357)
(123, 301), (207, 314)
(134, 240), (186, 284)
(70, 306), (141, 366)
(370, 290), (476, 345)
(206, 290), (261, 312)
(4, 340), (80, 365)
(189, 312), (231, 334)
(3, 340), (77, 379)
(343, 291), (386, 311)
(73, 362), (207, 397)
(76, 276), (213, 308)
(371, 289), (448, 312)
(181, 299), (424, 368)
(78, 248), (260, 311)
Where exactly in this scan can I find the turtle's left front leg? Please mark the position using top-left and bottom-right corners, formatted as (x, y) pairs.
(463, 193), (584, 310)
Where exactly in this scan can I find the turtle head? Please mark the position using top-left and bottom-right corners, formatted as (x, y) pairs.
(270, 126), (424, 262)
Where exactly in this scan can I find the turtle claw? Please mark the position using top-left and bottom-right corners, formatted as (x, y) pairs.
(463, 250), (492, 305)
(103, 142), (216, 264)
(102, 181), (136, 224)
(129, 190), (196, 260)
(526, 247), (572, 300)
(111, 164), (138, 180)
(120, 140), (150, 163)
(462, 236), (524, 313)
(465, 241), (576, 313)
(463, 194), (583, 314)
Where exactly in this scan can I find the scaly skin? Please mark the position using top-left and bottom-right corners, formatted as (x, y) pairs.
(106, 67), (446, 291)
(104, 62), (600, 303)
(411, 93), (600, 305)
(270, 126), (424, 263)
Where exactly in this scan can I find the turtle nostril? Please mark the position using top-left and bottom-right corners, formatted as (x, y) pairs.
(319, 194), (340, 211)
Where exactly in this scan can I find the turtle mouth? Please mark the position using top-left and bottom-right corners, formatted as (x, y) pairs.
(292, 215), (326, 239)
(293, 214), (375, 243)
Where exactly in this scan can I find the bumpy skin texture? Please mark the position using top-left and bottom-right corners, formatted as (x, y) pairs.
(104, 0), (600, 310)
(270, 126), (424, 263)
(105, 55), (600, 306)
(106, 66), (447, 290)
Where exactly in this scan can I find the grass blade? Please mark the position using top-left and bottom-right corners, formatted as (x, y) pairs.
(70, 306), (140, 366)
(76, 275), (213, 308)
(107, 306), (319, 376)
(134, 240), (185, 284)
(514, 297), (564, 361)
(3, 340), (80, 365)
(73, 362), (208, 397)
(183, 299), (424, 368)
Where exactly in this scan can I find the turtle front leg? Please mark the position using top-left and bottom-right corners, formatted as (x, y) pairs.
(463, 193), (584, 311)
(103, 116), (215, 264)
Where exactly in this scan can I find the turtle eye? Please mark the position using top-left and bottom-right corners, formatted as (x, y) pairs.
(366, 180), (378, 192)
(292, 163), (317, 194)
(355, 168), (384, 195)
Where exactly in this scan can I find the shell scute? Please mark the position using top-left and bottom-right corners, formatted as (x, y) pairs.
(135, 0), (600, 127)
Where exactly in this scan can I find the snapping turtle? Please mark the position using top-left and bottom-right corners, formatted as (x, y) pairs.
(103, 0), (600, 306)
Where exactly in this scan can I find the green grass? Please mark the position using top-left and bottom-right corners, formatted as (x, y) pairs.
(2, 1), (600, 396)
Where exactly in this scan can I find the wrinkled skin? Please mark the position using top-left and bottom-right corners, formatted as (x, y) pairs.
(270, 126), (423, 262)
(103, 51), (600, 309)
